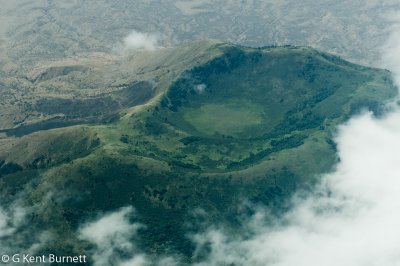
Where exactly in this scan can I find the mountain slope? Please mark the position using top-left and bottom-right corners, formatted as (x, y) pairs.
(0, 42), (396, 262)
(0, 40), (222, 135)
(1, 0), (399, 70)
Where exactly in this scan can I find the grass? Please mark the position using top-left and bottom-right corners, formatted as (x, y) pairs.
(183, 99), (264, 136)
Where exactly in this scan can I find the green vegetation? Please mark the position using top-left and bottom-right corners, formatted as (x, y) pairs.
(183, 99), (264, 136)
(0, 43), (396, 262)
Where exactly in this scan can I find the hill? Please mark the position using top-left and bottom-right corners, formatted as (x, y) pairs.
(0, 42), (396, 262)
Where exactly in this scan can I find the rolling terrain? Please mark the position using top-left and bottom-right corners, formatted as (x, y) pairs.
(0, 41), (396, 263)
(0, 0), (399, 72)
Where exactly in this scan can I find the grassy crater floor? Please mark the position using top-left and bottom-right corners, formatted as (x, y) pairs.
(182, 99), (264, 136)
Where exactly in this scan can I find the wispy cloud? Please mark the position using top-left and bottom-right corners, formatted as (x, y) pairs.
(0, 203), (27, 239)
(79, 206), (148, 266)
(78, 206), (181, 266)
(122, 30), (160, 51)
(0, 193), (51, 255)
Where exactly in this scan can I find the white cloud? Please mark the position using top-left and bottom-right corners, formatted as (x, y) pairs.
(78, 206), (183, 266)
(0, 195), (52, 255)
(0, 205), (23, 238)
(79, 206), (140, 245)
(79, 206), (149, 266)
(122, 30), (160, 51)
